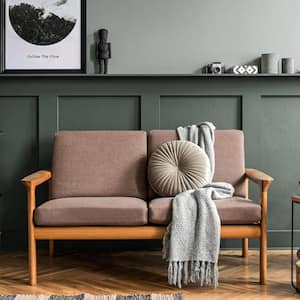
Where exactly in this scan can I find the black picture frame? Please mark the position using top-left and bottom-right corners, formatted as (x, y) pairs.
(0, 0), (86, 74)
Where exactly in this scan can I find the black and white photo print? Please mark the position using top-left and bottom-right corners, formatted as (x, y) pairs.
(1, 0), (86, 72)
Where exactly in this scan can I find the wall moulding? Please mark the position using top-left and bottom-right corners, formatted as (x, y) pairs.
(0, 75), (299, 249)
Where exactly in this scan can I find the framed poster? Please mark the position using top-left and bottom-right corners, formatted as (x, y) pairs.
(0, 0), (86, 73)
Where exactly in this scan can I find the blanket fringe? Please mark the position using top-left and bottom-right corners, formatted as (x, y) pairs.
(168, 261), (218, 289)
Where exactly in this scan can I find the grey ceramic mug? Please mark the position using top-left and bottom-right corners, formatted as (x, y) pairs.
(261, 53), (280, 74)
(282, 58), (295, 74)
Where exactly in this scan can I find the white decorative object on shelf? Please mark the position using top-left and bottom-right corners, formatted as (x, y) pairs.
(233, 65), (258, 75)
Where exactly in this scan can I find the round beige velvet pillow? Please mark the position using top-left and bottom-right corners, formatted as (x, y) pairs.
(148, 140), (211, 197)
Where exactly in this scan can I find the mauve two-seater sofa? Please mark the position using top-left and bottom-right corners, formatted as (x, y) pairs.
(22, 130), (273, 285)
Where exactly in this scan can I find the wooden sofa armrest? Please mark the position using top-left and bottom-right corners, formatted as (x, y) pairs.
(245, 168), (274, 186)
(292, 195), (300, 203)
(245, 168), (273, 222)
(22, 170), (52, 214)
(22, 170), (52, 189)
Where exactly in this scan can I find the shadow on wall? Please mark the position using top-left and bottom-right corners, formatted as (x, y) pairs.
(193, 66), (206, 74)
(89, 31), (99, 74)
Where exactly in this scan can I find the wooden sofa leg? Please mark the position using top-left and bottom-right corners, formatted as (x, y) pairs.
(49, 240), (54, 257)
(28, 233), (37, 286)
(242, 238), (248, 258)
(260, 182), (269, 285)
(260, 228), (267, 284)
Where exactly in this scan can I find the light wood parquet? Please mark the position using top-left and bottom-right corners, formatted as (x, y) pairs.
(0, 250), (298, 299)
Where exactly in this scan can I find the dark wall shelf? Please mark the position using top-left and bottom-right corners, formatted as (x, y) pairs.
(1, 73), (300, 78)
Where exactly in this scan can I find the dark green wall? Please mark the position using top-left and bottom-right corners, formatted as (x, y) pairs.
(0, 74), (299, 250)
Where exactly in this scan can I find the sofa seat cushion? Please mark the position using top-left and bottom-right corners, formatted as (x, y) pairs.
(149, 197), (261, 225)
(34, 197), (148, 226)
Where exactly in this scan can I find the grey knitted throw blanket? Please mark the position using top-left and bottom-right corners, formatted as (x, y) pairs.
(163, 122), (234, 288)
(177, 122), (215, 181)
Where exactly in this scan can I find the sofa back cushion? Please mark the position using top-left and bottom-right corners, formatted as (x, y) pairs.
(51, 131), (147, 199)
(148, 130), (245, 197)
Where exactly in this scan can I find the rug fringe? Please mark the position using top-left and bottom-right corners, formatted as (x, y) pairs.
(85, 294), (116, 300)
(151, 294), (182, 300)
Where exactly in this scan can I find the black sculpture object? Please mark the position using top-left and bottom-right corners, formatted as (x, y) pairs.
(97, 29), (111, 74)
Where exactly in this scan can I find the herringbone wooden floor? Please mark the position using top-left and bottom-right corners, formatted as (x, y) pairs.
(0, 249), (298, 299)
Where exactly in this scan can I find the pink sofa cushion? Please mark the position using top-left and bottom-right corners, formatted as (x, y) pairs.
(149, 197), (261, 225)
(148, 130), (245, 197)
(34, 197), (148, 226)
(51, 131), (147, 199)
